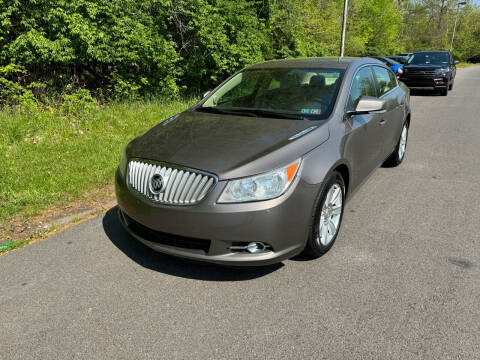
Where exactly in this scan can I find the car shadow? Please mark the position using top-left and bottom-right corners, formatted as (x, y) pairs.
(102, 207), (283, 281)
(409, 89), (441, 97)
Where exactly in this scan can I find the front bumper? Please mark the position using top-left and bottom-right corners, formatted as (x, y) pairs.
(400, 76), (448, 91)
(114, 167), (317, 266)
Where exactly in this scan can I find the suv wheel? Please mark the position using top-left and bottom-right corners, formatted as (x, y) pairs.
(440, 87), (448, 96)
(449, 80), (454, 91)
(303, 171), (345, 258)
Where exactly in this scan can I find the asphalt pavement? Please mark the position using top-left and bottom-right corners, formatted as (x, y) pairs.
(1, 66), (480, 360)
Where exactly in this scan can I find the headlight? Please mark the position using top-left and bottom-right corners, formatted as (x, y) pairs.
(119, 147), (128, 178)
(436, 68), (449, 77)
(218, 159), (301, 203)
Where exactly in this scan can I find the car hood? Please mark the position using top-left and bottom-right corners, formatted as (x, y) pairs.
(127, 110), (329, 180)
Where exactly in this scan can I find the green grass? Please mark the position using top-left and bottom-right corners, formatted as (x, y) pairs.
(0, 98), (196, 226)
(456, 62), (480, 69)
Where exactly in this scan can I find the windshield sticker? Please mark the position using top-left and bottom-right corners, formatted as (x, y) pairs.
(301, 108), (321, 115)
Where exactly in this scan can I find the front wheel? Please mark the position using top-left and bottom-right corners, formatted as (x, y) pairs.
(383, 122), (408, 167)
(302, 172), (345, 258)
(440, 87), (448, 96)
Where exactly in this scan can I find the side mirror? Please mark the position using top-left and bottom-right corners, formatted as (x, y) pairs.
(203, 91), (211, 98)
(454, 60), (459, 65)
(347, 96), (386, 116)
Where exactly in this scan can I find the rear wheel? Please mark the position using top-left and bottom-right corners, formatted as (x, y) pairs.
(303, 172), (345, 258)
(383, 122), (408, 167)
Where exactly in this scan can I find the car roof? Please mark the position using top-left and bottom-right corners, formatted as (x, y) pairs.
(245, 57), (384, 70)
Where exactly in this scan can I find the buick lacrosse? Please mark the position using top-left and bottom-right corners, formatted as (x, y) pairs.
(115, 57), (411, 265)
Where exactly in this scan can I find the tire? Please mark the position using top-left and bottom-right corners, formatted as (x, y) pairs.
(383, 122), (408, 167)
(440, 87), (448, 96)
(302, 171), (345, 258)
(449, 81), (453, 91)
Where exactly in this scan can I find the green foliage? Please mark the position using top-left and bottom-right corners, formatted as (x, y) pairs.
(60, 88), (96, 116)
(1, 0), (480, 104)
(399, 1), (480, 59)
(169, 0), (269, 91)
(1, 0), (179, 101)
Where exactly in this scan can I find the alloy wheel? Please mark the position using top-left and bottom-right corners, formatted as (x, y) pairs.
(318, 183), (343, 246)
(398, 124), (408, 160)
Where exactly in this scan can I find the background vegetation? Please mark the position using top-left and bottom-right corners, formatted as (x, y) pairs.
(1, 0), (480, 228)
(1, 0), (480, 104)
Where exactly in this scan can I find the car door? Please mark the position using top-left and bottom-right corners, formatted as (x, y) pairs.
(372, 66), (404, 160)
(343, 66), (385, 184)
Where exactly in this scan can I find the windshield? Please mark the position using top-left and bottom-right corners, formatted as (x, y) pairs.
(199, 68), (345, 120)
(408, 53), (450, 65)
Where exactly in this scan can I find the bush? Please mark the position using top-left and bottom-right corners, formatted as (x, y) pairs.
(0, 0), (179, 101)
(60, 88), (97, 116)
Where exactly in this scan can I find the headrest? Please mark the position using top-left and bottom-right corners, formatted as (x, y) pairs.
(309, 75), (326, 88)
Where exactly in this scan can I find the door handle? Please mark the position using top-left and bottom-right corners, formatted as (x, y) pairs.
(379, 119), (386, 125)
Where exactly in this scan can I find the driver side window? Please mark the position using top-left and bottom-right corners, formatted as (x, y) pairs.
(347, 67), (376, 110)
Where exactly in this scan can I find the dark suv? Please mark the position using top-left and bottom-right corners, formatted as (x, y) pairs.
(400, 50), (458, 96)
(467, 54), (480, 63)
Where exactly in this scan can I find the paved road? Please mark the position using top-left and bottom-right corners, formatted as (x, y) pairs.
(2, 67), (480, 360)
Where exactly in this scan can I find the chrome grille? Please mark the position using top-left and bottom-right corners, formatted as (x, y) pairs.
(127, 160), (216, 205)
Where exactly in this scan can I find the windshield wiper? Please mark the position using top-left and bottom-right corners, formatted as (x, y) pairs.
(195, 107), (257, 117)
(196, 106), (307, 120)
(231, 108), (307, 120)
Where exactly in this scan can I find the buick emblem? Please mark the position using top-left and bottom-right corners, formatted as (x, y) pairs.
(149, 172), (165, 194)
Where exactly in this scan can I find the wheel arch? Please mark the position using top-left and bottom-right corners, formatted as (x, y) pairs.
(332, 163), (350, 198)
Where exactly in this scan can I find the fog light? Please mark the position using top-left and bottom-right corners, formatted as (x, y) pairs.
(247, 242), (266, 253)
(229, 242), (271, 253)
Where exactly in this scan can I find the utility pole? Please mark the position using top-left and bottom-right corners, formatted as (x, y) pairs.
(450, 1), (467, 52)
(340, 0), (348, 57)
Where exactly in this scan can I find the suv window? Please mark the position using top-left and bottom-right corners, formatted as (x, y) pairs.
(347, 67), (376, 110)
(373, 66), (396, 96)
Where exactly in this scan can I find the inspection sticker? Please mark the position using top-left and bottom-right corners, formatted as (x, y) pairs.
(301, 108), (321, 115)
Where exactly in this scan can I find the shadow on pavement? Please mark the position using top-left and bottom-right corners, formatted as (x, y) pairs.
(409, 89), (441, 97)
(102, 207), (283, 281)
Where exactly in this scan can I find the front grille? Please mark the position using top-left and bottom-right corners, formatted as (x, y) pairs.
(123, 212), (211, 253)
(127, 160), (216, 205)
(406, 69), (437, 76)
